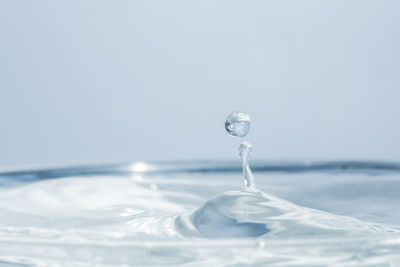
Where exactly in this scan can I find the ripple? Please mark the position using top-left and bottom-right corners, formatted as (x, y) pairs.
(174, 189), (397, 239)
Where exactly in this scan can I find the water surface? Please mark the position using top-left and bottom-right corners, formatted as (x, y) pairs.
(0, 161), (399, 266)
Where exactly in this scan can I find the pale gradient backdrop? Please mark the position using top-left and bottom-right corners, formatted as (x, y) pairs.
(1, 1), (399, 167)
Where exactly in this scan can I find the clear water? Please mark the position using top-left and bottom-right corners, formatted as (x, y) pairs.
(224, 111), (251, 137)
(0, 112), (399, 266)
(0, 161), (399, 266)
(238, 142), (256, 190)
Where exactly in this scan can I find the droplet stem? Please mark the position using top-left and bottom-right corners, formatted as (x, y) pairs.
(239, 142), (256, 191)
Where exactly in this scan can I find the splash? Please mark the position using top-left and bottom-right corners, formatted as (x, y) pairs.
(225, 111), (256, 190)
(173, 112), (399, 239)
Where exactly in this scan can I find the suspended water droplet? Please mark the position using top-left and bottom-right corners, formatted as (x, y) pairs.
(225, 111), (251, 137)
(225, 111), (256, 190)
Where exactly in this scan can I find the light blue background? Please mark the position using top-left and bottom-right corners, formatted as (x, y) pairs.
(1, 1), (399, 168)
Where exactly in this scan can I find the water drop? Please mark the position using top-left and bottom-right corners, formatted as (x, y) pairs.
(225, 112), (251, 137)
(225, 112), (256, 190)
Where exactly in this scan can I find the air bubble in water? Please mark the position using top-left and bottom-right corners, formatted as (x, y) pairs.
(225, 111), (251, 137)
